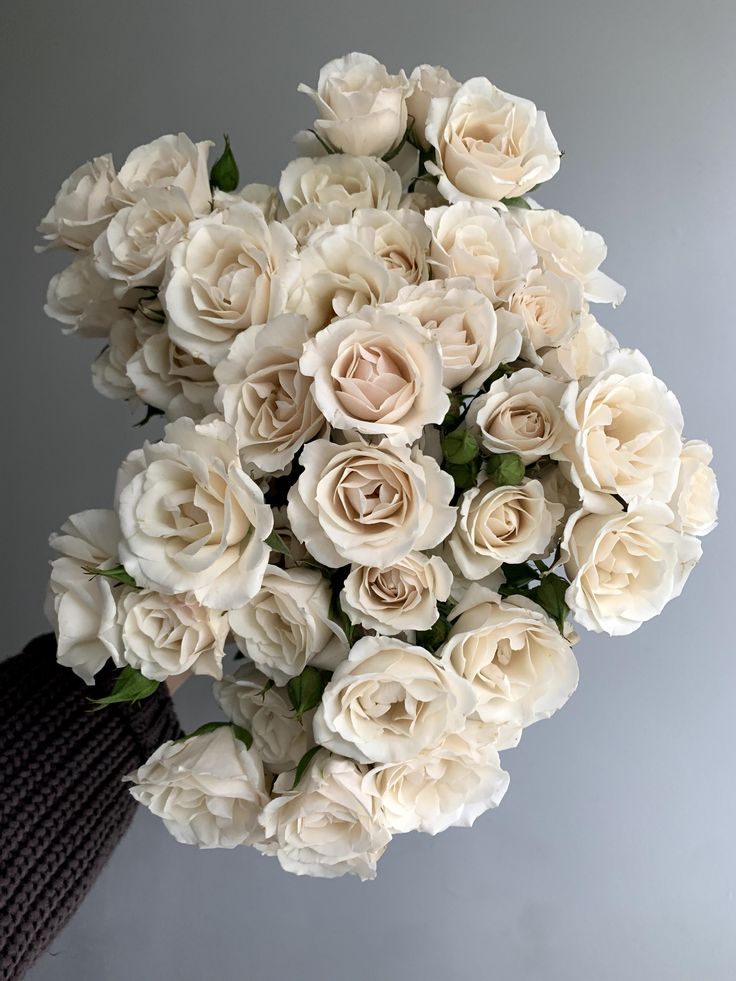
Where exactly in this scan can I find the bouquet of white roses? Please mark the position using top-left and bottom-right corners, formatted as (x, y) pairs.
(39, 53), (718, 880)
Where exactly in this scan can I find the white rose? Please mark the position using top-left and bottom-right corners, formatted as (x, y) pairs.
(116, 417), (273, 609)
(117, 589), (228, 681)
(509, 268), (584, 354)
(558, 348), (684, 511)
(288, 438), (456, 569)
(228, 564), (348, 686)
(298, 52), (411, 157)
(213, 314), (323, 474)
(45, 509), (123, 684)
(313, 636), (476, 763)
(259, 751), (391, 880)
(299, 306), (448, 444)
(126, 727), (268, 848)
(363, 729), (508, 835)
(115, 133), (213, 215)
(387, 278), (523, 393)
(37, 154), (119, 250)
(448, 478), (562, 578)
(91, 313), (144, 402)
(441, 585), (579, 748)
(467, 367), (570, 463)
(93, 188), (194, 290)
(340, 552), (453, 635)
(668, 440), (718, 537)
(44, 254), (128, 338)
(163, 203), (297, 365)
(212, 183), (280, 221)
(406, 65), (460, 151)
(518, 209), (625, 306)
(425, 78), (560, 203)
(214, 663), (314, 773)
(562, 503), (702, 636)
(539, 311), (619, 381)
(425, 202), (537, 303)
(347, 208), (431, 285)
(125, 329), (217, 421)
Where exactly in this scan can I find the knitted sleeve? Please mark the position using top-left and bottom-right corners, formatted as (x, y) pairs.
(0, 634), (182, 981)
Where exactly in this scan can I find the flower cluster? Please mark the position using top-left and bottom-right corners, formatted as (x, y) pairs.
(40, 53), (718, 880)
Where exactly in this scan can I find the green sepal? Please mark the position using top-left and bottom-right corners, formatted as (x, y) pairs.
(484, 452), (525, 487)
(265, 530), (290, 557)
(292, 745), (323, 790)
(532, 573), (570, 634)
(287, 666), (328, 721)
(84, 564), (140, 590)
(503, 195), (531, 209)
(90, 666), (159, 710)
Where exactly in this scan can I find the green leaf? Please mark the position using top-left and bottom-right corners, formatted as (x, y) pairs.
(84, 564), (140, 590)
(292, 745), (323, 789)
(531, 573), (570, 634)
(175, 721), (253, 749)
(501, 562), (539, 589)
(287, 666), (328, 721)
(444, 459), (480, 492)
(504, 195), (531, 209)
(442, 430), (480, 466)
(415, 614), (452, 654)
(258, 679), (275, 700)
(486, 362), (515, 387)
(265, 530), (290, 557)
(485, 452), (525, 487)
(90, 666), (159, 709)
(210, 134), (240, 192)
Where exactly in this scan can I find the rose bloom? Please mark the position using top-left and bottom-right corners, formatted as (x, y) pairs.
(539, 311), (619, 382)
(518, 208), (625, 306)
(93, 187), (194, 291)
(448, 478), (562, 579)
(509, 268), (584, 355)
(441, 585), (579, 749)
(126, 328), (217, 422)
(425, 202), (537, 303)
(347, 208), (431, 285)
(558, 348), (684, 512)
(563, 502), (702, 636)
(387, 279), (522, 393)
(424, 77), (560, 203)
(37, 154), (119, 250)
(214, 314), (323, 474)
(299, 306), (448, 444)
(668, 440), (718, 537)
(126, 727), (269, 849)
(340, 552), (453, 635)
(117, 589), (228, 682)
(298, 52), (411, 157)
(406, 64), (460, 150)
(163, 202), (297, 365)
(91, 313), (147, 402)
(212, 182), (280, 221)
(467, 367), (570, 463)
(259, 751), (391, 880)
(214, 663), (315, 773)
(45, 509), (123, 684)
(287, 438), (456, 569)
(228, 564), (349, 686)
(116, 417), (273, 609)
(313, 636), (476, 764)
(114, 133), (213, 215)
(45, 254), (132, 338)
(363, 729), (509, 835)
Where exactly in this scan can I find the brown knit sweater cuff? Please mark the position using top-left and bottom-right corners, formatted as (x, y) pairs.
(0, 634), (182, 981)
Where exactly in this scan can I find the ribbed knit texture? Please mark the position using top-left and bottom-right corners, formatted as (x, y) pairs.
(0, 634), (182, 981)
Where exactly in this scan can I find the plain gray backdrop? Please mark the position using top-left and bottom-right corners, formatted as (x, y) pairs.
(2, 0), (734, 978)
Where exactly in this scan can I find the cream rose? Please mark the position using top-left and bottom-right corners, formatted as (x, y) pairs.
(406, 65), (460, 150)
(509, 268), (584, 354)
(347, 208), (431, 285)
(558, 348), (684, 511)
(213, 314), (323, 474)
(425, 78), (560, 203)
(425, 202), (537, 303)
(562, 503), (702, 636)
(669, 440), (719, 537)
(117, 589), (228, 681)
(44, 254), (128, 338)
(448, 478), (562, 578)
(163, 203), (297, 365)
(259, 751), (391, 880)
(387, 278), (523, 393)
(214, 663), (314, 773)
(539, 311), (619, 381)
(126, 727), (268, 849)
(91, 313), (145, 402)
(298, 52), (411, 157)
(299, 306), (447, 444)
(340, 552), (453, 634)
(115, 133), (213, 215)
(467, 367), (570, 463)
(441, 585), (579, 748)
(116, 417), (273, 609)
(37, 154), (119, 250)
(313, 636), (476, 763)
(228, 564), (348, 685)
(288, 438), (456, 568)
(125, 329), (217, 422)
(363, 729), (509, 834)
(212, 183), (280, 221)
(518, 209), (625, 306)
(45, 509), (123, 684)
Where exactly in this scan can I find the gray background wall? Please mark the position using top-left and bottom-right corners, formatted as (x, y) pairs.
(2, 0), (735, 978)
